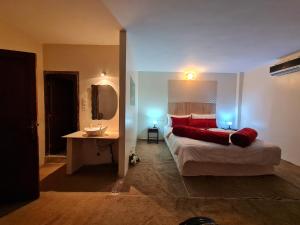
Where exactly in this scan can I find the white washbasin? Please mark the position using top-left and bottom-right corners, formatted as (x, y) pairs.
(84, 126), (107, 137)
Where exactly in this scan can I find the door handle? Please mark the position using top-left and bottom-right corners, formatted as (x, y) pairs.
(28, 121), (39, 140)
(28, 121), (39, 129)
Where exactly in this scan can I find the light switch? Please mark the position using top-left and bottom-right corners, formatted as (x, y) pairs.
(81, 98), (86, 112)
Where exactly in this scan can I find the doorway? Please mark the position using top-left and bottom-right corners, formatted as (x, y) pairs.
(0, 49), (39, 202)
(44, 71), (79, 158)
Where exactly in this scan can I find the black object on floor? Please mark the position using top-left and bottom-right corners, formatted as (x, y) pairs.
(179, 217), (217, 225)
(147, 128), (159, 144)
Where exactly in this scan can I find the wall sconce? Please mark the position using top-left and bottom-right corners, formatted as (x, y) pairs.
(184, 71), (196, 80)
(100, 72), (106, 77)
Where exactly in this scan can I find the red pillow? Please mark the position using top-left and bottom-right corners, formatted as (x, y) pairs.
(206, 119), (217, 128)
(188, 118), (207, 128)
(171, 117), (189, 127)
(173, 125), (230, 145)
(188, 118), (217, 129)
(230, 128), (258, 147)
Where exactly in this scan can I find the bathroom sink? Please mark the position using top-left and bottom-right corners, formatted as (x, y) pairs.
(84, 126), (107, 137)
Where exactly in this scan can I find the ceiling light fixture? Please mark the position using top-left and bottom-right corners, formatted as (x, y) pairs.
(185, 71), (196, 80)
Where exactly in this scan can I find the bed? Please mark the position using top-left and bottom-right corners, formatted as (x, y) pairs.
(164, 102), (281, 176)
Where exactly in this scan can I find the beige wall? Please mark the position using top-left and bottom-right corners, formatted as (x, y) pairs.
(43, 44), (119, 131)
(168, 80), (217, 103)
(0, 23), (121, 167)
(44, 44), (120, 164)
(0, 0), (121, 45)
(138, 72), (238, 139)
(0, 21), (45, 166)
(241, 59), (300, 166)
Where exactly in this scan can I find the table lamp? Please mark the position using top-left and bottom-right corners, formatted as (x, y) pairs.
(153, 120), (158, 128)
(226, 121), (232, 129)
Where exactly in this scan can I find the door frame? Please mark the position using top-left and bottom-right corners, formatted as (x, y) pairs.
(44, 71), (79, 156)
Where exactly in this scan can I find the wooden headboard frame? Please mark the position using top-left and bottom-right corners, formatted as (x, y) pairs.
(168, 102), (216, 115)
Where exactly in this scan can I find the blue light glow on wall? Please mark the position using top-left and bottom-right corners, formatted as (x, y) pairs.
(145, 107), (165, 128)
(217, 110), (235, 128)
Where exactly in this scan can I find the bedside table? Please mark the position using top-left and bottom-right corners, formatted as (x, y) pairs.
(222, 128), (238, 131)
(148, 128), (159, 144)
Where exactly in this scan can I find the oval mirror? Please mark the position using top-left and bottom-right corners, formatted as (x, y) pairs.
(91, 84), (118, 120)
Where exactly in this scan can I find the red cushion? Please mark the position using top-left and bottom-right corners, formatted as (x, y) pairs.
(172, 125), (230, 145)
(230, 128), (258, 147)
(188, 118), (217, 129)
(188, 118), (207, 128)
(206, 119), (217, 128)
(171, 117), (189, 127)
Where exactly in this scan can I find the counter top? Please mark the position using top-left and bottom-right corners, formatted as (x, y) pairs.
(63, 131), (119, 140)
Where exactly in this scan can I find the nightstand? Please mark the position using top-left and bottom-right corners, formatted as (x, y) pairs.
(147, 128), (159, 144)
(223, 128), (238, 131)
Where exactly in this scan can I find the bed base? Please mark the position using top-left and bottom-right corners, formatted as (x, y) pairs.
(165, 136), (275, 177)
(179, 161), (274, 176)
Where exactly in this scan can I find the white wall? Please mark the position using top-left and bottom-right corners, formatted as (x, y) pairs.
(118, 31), (139, 177)
(138, 72), (238, 139)
(0, 21), (45, 166)
(125, 68), (138, 169)
(241, 61), (300, 166)
(125, 34), (139, 174)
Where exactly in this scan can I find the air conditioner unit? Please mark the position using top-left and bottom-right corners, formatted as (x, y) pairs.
(270, 57), (300, 76)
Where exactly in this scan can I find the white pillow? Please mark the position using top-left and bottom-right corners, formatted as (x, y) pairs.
(191, 113), (216, 119)
(167, 114), (190, 126)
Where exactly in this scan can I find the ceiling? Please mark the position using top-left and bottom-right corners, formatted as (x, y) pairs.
(103, 0), (300, 72)
(0, 0), (121, 45)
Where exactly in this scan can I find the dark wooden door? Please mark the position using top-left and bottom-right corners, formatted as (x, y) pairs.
(44, 73), (78, 155)
(0, 49), (39, 202)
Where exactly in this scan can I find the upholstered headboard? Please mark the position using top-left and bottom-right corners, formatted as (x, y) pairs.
(168, 102), (216, 115)
(168, 80), (217, 115)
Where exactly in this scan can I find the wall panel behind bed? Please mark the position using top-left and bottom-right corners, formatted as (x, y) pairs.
(137, 72), (237, 140)
(168, 80), (217, 115)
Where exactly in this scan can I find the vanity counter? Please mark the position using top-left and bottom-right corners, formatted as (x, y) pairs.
(63, 131), (119, 174)
(63, 131), (119, 139)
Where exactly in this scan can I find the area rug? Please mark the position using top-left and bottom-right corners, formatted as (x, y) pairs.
(183, 175), (300, 199)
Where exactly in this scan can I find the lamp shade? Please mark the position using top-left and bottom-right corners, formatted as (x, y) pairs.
(226, 121), (233, 126)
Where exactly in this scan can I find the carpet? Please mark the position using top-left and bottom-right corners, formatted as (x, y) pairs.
(40, 141), (300, 201)
(2, 141), (300, 225)
(133, 141), (300, 200)
(183, 175), (300, 199)
(1, 193), (300, 225)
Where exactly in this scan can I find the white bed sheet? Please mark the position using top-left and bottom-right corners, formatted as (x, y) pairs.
(164, 125), (281, 166)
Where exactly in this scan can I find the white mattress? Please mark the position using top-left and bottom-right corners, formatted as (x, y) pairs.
(164, 126), (281, 167)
